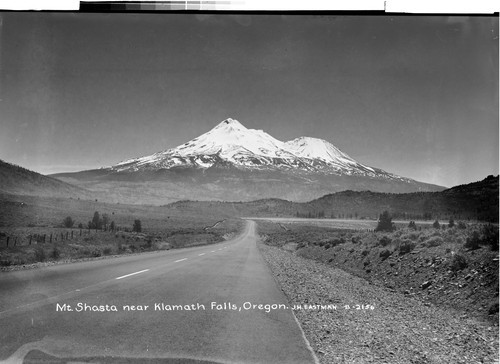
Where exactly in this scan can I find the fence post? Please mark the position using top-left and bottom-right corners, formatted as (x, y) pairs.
(43, 234), (46, 243)
(6, 237), (9, 247)
(66, 232), (69, 240)
(14, 237), (17, 246)
(71, 231), (74, 239)
(61, 232), (64, 241)
(50, 234), (53, 243)
(29, 235), (32, 245)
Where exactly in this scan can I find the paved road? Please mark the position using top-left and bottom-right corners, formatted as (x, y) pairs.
(0, 220), (317, 364)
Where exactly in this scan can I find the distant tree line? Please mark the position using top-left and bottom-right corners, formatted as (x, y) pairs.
(62, 212), (142, 233)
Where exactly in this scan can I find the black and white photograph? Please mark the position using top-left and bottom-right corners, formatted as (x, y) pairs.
(0, 5), (498, 364)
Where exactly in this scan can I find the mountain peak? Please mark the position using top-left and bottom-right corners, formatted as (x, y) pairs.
(285, 136), (356, 164)
(213, 118), (247, 132)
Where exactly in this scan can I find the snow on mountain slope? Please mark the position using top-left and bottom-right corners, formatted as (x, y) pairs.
(110, 118), (408, 181)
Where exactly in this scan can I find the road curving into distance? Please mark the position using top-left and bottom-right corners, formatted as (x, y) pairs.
(0, 220), (318, 364)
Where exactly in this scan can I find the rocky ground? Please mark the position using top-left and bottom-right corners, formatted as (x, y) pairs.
(257, 226), (499, 363)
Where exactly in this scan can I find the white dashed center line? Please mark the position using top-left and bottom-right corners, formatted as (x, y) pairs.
(175, 258), (188, 263)
(211, 251), (216, 253)
(116, 269), (149, 280)
(198, 253), (205, 256)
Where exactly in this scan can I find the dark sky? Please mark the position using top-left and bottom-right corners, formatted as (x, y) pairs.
(0, 13), (498, 187)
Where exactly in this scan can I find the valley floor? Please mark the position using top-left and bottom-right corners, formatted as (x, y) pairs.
(258, 242), (499, 364)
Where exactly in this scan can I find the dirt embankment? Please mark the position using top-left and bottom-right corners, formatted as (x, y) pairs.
(257, 221), (499, 363)
(258, 242), (498, 364)
(258, 221), (499, 324)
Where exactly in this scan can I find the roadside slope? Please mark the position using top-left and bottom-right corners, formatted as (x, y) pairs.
(258, 242), (498, 364)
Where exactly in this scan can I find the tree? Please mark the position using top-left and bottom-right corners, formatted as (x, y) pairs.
(133, 219), (142, 233)
(92, 211), (102, 230)
(448, 217), (455, 228)
(375, 211), (395, 232)
(433, 219), (440, 229)
(63, 216), (74, 228)
(102, 214), (110, 231)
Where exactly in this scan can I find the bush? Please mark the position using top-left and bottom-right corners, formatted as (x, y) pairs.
(379, 249), (392, 260)
(361, 249), (369, 256)
(449, 254), (467, 271)
(34, 247), (46, 262)
(401, 232), (420, 241)
(378, 236), (392, 247)
(488, 303), (499, 315)
(297, 241), (307, 249)
(50, 247), (60, 260)
(457, 221), (467, 229)
(408, 221), (417, 230)
(481, 224), (499, 251)
(91, 249), (101, 257)
(133, 220), (142, 233)
(448, 218), (455, 228)
(63, 216), (74, 228)
(432, 220), (440, 229)
(142, 238), (153, 250)
(399, 240), (416, 254)
(103, 247), (112, 255)
(464, 231), (481, 250)
(423, 236), (444, 248)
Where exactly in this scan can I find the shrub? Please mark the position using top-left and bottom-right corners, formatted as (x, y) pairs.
(351, 236), (361, 244)
(129, 244), (137, 252)
(449, 254), (467, 271)
(50, 247), (60, 260)
(297, 241), (307, 249)
(133, 220), (142, 233)
(423, 236), (444, 248)
(481, 224), (499, 251)
(488, 303), (499, 315)
(34, 247), (46, 262)
(401, 232), (419, 241)
(457, 221), (467, 229)
(379, 249), (392, 260)
(464, 231), (481, 250)
(103, 247), (112, 255)
(399, 240), (416, 254)
(91, 249), (101, 257)
(63, 216), (74, 228)
(361, 249), (369, 256)
(0, 259), (12, 267)
(378, 236), (392, 247)
(448, 218), (455, 228)
(433, 220), (440, 229)
(408, 221), (417, 230)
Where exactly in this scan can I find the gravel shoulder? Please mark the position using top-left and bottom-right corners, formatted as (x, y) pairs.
(258, 242), (499, 364)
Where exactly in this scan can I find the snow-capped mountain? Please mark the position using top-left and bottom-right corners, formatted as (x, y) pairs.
(52, 118), (444, 204)
(110, 118), (406, 181)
